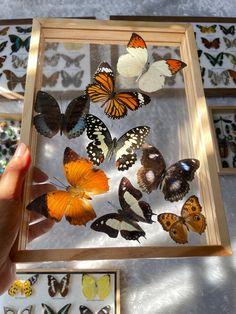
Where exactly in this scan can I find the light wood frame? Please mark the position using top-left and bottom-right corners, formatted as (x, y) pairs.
(12, 18), (231, 262)
(4, 268), (120, 314)
(110, 15), (236, 97)
(208, 105), (236, 175)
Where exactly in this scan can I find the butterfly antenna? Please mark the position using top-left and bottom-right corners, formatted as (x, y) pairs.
(107, 201), (118, 210)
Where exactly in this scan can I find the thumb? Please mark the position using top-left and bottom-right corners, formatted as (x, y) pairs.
(0, 143), (31, 201)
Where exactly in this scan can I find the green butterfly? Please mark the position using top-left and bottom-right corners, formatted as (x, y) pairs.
(204, 52), (224, 67)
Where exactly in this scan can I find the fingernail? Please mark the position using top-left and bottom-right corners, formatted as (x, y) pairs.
(14, 143), (27, 158)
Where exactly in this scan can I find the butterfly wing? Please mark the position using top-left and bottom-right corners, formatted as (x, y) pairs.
(115, 126), (150, 171)
(97, 306), (111, 314)
(8, 279), (22, 297)
(119, 176), (154, 223)
(48, 275), (59, 297)
(161, 159), (200, 202)
(73, 70), (84, 87)
(21, 306), (33, 314)
(158, 212), (188, 244)
(0, 41), (7, 52)
(181, 195), (206, 234)
(63, 94), (89, 138)
(61, 70), (73, 87)
(138, 59), (186, 93)
(117, 32), (148, 78)
(82, 274), (96, 300)
(9, 35), (23, 53)
(79, 305), (93, 314)
(96, 275), (111, 300)
(137, 144), (166, 193)
(42, 303), (71, 314)
(4, 307), (15, 314)
(33, 90), (61, 138)
(85, 114), (113, 165)
(59, 274), (70, 297)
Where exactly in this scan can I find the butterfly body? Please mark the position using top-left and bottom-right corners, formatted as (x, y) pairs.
(27, 147), (109, 225)
(137, 144), (200, 202)
(33, 91), (89, 138)
(117, 32), (187, 93)
(86, 61), (150, 119)
(86, 114), (150, 171)
(158, 195), (206, 244)
(91, 177), (154, 241)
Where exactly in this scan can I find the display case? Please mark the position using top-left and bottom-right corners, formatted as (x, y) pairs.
(12, 18), (231, 262)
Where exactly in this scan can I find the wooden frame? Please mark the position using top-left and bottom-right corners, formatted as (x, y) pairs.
(110, 16), (236, 97)
(13, 18), (231, 262)
(0, 268), (120, 314)
(208, 105), (236, 175)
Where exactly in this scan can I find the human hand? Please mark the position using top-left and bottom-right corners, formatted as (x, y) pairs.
(0, 143), (54, 295)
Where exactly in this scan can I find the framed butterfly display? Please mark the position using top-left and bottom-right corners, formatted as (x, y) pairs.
(110, 15), (236, 96)
(0, 270), (120, 314)
(16, 18), (231, 261)
(0, 19), (32, 96)
(209, 106), (236, 174)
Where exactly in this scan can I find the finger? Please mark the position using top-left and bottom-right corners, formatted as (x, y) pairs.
(0, 143), (31, 200)
(33, 167), (48, 183)
(28, 218), (55, 243)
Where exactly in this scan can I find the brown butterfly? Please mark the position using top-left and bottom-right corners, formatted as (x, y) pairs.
(3, 70), (26, 90)
(158, 195), (206, 244)
(228, 69), (236, 84)
(42, 71), (60, 87)
(0, 26), (9, 36)
(201, 37), (220, 49)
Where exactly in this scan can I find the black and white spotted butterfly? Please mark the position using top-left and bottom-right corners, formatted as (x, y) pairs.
(85, 114), (150, 171)
(79, 305), (111, 314)
(42, 303), (71, 314)
(90, 177), (155, 241)
(48, 274), (70, 297)
(137, 144), (200, 202)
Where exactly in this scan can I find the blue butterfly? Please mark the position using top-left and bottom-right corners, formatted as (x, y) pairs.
(9, 35), (30, 53)
(33, 91), (89, 138)
(42, 303), (71, 314)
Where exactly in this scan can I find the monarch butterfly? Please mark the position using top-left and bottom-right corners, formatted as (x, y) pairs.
(86, 61), (150, 119)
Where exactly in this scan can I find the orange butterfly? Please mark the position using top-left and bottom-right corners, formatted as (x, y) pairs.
(158, 195), (206, 244)
(228, 69), (236, 84)
(27, 147), (109, 225)
(86, 61), (150, 119)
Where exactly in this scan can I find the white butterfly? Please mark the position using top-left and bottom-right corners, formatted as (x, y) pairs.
(117, 32), (187, 93)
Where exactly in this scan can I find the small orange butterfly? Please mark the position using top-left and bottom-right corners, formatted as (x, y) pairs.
(158, 195), (206, 244)
(27, 147), (109, 225)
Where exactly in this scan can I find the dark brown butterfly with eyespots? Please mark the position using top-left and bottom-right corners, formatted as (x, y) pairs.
(137, 144), (200, 202)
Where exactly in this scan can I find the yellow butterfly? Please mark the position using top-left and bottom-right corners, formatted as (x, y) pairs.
(8, 274), (39, 298)
(82, 274), (111, 300)
(158, 195), (207, 244)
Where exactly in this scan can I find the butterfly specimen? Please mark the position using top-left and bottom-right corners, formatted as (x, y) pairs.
(196, 24), (217, 33)
(204, 52), (224, 67)
(201, 37), (220, 49)
(4, 306), (32, 314)
(12, 55), (28, 68)
(8, 274), (39, 297)
(9, 35), (30, 53)
(79, 305), (111, 314)
(219, 25), (235, 35)
(224, 53), (236, 66)
(152, 51), (172, 61)
(223, 37), (236, 49)
(16, 26), (32, 33)
(86, 114), (150, 171)
(228, 69), (236, 84)
(45, 42), (59, 50)
(27, 147), (109, 225)
(0, 26), (9, 35)
(33, 91), (89, 138)
(158, 195), (206, 244)
(91, 176), (154, 241)
(42, 71), (60, 87)
(48, 274), (70, 297)
(82, 274), (111, 300)
(208, 69), (230, 86)
(3, 70), (26, 90)
(117, 33), (186, 93)
(198, 49), (203, 58)
(137, 144), (200, 202)
(61, 70), (84, 87)
(86, 61), (150, 119)
(42, 304), (71, 314)
(0, 55), (6, 68)
(0, 41), (8, 52)
(44, 53), (61, 67)
(61, 53), (85, 67)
